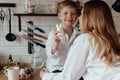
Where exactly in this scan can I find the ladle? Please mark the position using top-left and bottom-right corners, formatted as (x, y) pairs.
(6, 8), (16, 41)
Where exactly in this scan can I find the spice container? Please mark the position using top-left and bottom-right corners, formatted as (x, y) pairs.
(25, 0), (36, 14)
(7, 54), (14, 68)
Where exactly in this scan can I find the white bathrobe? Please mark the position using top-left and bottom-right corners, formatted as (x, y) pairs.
(43, 33), (120, 80)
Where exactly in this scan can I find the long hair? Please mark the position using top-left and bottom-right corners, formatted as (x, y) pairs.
(82, 1), (120, 66)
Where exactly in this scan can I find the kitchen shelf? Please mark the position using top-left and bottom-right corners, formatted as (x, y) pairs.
(14, 13), (57, 31)
(0, 3), (16, 7)
(14, 13), (57, 16)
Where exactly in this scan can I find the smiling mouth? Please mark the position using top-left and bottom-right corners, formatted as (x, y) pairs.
(66, 20), (73, 22)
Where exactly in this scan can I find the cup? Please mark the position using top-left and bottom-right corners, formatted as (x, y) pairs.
(4, 67), (19, 80)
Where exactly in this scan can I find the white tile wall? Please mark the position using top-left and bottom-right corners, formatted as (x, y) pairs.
(0, 0), (120, 64)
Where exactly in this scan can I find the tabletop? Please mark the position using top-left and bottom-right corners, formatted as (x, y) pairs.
(0, 64), (41, 80)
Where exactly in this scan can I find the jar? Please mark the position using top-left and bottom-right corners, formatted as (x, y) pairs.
(28, 5), (35, 14)
(31, 48), (45, 69)
(26, 0), (36, 13)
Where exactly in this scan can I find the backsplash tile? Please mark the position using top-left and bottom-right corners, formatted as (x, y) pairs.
(20, 55), (33, 63)
(11, 46), (28, 55)
(0, 0), (120, 64)
(0, 56), (8, 64)
(0, 47), (10, 56)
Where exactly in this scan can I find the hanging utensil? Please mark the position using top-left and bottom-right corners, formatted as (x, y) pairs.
(112, 0), (120, 12)
(25, 20), (46, 33)
(22, 33), (44, 42)
(22, 34), (46, 48)
(6, 8), (16, 41)
(0, 7), (6, 22)
(22, 29), (48, 40)
(0, 7), (6, 31)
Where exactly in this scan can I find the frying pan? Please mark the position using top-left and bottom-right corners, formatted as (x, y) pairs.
(6, 8), (16, 41)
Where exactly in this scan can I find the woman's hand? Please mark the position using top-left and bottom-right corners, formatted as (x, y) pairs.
(39, 67), (48, 78)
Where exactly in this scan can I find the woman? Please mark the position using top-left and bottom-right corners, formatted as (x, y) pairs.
(40, 1), (120, 80)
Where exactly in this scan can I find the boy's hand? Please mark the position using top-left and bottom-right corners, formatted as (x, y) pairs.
(51, 29), (61, 54)
(54, 29), (61, 43)
(39, 67), (48, 78)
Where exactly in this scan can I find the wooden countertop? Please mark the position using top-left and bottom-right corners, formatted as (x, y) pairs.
(0, 64), (41, 80)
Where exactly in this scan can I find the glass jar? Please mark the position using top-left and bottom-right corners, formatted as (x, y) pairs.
(31, 48), (45, 69)
(26, 0), (36, 13)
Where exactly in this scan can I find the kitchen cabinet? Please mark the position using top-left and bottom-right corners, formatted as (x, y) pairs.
(14, 13), (57, 31)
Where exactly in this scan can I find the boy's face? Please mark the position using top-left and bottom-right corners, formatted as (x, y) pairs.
(58, 6), (78, 26)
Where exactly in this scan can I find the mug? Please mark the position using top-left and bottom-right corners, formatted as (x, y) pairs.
(4, 67), (19, 80)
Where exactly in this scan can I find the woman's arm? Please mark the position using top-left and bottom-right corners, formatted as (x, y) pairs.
(41, 34), (90, 80)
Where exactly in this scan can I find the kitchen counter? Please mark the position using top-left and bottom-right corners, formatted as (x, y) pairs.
(0, 69), (41, 80)
(0, 64), (41, 80)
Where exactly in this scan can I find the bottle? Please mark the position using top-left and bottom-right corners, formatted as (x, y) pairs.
(7, 54), (14, 68)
